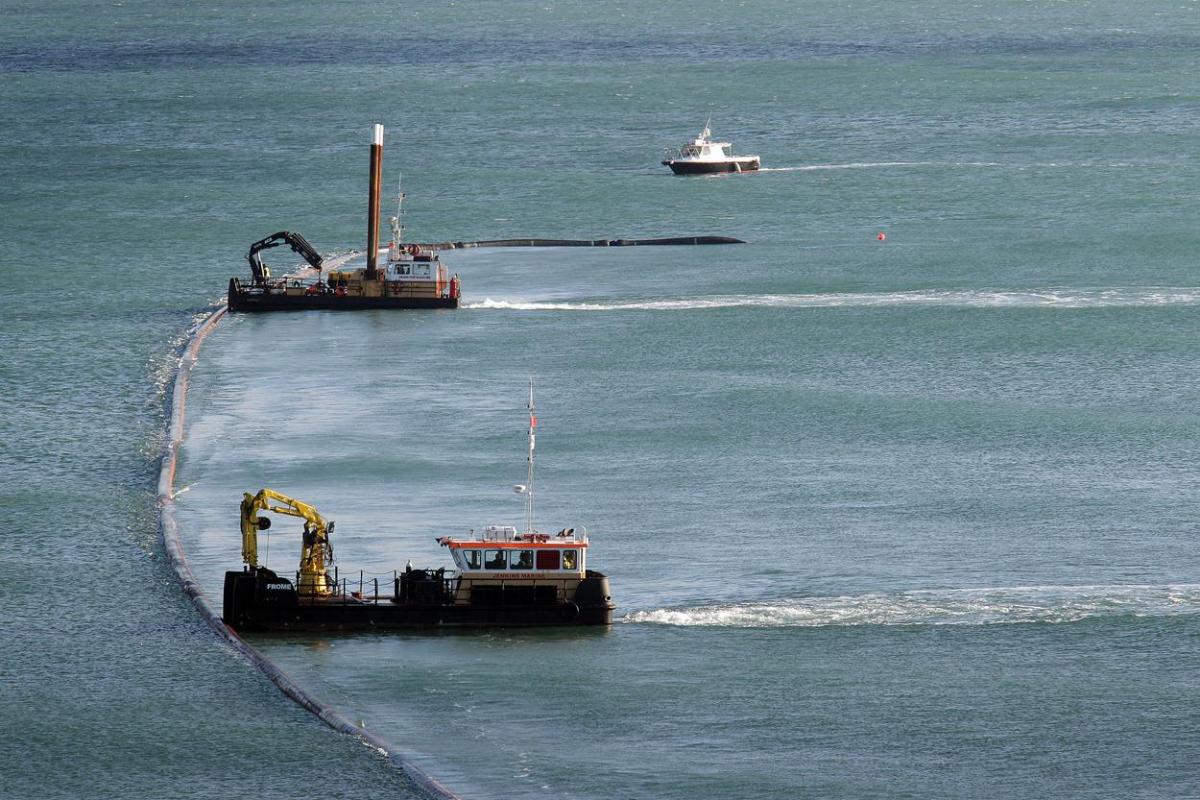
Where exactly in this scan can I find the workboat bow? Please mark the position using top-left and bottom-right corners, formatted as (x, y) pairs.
(222, 382), (614, 631)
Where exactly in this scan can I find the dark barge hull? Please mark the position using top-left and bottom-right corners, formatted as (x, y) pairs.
(662, 160), (761, 175)
(223, 569), (615, 631)
(228, 285), (459, 312)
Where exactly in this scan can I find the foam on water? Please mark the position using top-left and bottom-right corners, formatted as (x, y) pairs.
(466, 288), (1200, 313)
(625, 584), (1200, 628)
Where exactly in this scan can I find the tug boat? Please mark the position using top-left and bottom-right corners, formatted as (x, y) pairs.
(222, 383), (614, 631)
(662, 121), (761, 175)
(227, 124), (461, 312)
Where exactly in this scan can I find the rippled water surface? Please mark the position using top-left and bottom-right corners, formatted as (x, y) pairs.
(6, 0), (1200, 798)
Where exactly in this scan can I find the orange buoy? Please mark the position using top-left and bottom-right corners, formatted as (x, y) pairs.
(877, 232), (887, 241)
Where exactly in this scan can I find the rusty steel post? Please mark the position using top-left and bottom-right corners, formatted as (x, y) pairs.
(366, 123), (384, 280)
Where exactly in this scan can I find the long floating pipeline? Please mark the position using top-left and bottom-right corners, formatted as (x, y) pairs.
(416, 234), (746, 250)
(157, 306), (462, 800)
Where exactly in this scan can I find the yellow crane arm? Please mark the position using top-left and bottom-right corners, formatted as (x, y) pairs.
(240, 488), (335, 596)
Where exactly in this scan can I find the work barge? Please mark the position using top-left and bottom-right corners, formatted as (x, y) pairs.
(227, 124), (746, 312)
(223, 526), (613, 630)
(222, 383), (615, 631)
(228, 124), (461, 312)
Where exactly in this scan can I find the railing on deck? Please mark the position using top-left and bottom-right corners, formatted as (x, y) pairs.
(292, 568), (457, 604)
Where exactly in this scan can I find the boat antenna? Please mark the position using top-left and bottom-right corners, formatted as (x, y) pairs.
(525, 377), (536, 534)
(388, 172), (405, 249)
(703, 114), (712, 139)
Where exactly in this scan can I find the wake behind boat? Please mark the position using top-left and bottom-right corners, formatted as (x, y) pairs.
(662, 121), (761, 175)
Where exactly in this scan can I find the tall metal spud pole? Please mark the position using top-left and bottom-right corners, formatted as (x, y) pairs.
(366, 123), (384, 280)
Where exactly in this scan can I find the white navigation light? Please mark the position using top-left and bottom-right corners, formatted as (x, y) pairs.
(514, 484), (528, 494)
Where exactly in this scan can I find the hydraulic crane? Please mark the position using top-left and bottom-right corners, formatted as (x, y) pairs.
(240, 488), (335, 596)
(245, 231), (324, 285)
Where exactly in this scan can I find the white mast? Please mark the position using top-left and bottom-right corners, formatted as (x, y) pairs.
(388, 173), (405, 252)
(525, 378), (536, 534)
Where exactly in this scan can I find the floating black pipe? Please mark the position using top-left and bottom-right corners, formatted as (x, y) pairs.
(159, 308), (463, 800)
(415, 235), (746, 250)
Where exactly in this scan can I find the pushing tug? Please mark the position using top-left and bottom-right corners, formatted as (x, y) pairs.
(222, 383), (614, 631)
(227, 124), (461, 312)
(662, 120), (761, 175)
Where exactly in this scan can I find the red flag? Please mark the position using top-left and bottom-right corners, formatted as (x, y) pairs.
(530, 414), (538, 428)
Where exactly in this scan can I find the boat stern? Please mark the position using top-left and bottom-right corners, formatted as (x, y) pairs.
(573, 570), (615, 624)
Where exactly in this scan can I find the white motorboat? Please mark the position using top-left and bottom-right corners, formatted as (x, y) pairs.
(662, 121), (760, 175)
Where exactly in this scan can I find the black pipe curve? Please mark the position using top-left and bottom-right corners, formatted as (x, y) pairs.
(157, 306), (463, 800)
(418, 235), (746, 250)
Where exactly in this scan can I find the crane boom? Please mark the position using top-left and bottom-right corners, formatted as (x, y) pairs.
(240, 488), (335, 596)
(246, 231), (325, 285)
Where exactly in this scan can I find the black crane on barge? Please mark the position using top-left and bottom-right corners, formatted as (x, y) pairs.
(227, 124), (462, 313)
(245, 231), (324, 285)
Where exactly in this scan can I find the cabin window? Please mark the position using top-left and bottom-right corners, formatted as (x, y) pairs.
(536, 550), (559, 570)
(462, 550), (482, 570)
(484, 549), (507, 569)
(561, 550), (578, 570)
(510, 550), (533, 570)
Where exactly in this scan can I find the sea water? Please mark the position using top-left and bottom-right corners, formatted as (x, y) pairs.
(5, 1), (1200, 798)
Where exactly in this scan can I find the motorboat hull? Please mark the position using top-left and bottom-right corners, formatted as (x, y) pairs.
(662, 158), (761, 175)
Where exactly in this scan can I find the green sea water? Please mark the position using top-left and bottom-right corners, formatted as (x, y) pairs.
(5, 1), (1200, 798)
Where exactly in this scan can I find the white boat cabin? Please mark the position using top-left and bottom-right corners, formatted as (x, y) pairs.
(680, 136), (734, 161)
(440, 525), (588, 575)
(386, 245), (442, 282)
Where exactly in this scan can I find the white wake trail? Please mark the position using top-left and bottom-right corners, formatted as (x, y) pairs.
(624, 584), (1200, 628)
(761, 161), (983, 172)
(465, 288), (1200, 313)
(761, 161), (1159, 172)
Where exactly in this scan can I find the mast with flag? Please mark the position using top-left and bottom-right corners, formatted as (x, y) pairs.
(525, 378), (537, 534)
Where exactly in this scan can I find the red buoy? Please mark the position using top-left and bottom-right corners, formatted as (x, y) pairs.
(877, 232), (886, 241)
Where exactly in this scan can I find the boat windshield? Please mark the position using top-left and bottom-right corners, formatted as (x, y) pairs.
(450, 546), (583, 572)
